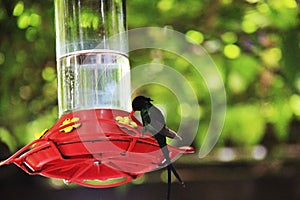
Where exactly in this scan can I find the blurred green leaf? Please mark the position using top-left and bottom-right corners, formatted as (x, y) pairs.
(222, 104), (265, 146)
(0, 127), (17, 151)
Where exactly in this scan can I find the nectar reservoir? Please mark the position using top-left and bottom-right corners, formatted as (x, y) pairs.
(55, 0), (131, 116)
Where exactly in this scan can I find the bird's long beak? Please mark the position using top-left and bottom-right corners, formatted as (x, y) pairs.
(129, 110), (135, 118)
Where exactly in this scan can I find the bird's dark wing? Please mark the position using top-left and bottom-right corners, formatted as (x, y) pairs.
(141, 109), (151, 126)
(143, 106), (166, 134)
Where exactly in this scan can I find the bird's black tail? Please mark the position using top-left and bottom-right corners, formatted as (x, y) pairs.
(168, 164), (185, 187)
(155, 134), (185, 199)
(161, 146), (185, 184)
(161, 145), (185, 200)
(166, 164), (185, 200)
(167, 166), (171, 200)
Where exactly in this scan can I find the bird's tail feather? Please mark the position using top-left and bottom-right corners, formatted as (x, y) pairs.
(168, 164), (185, 187)
(167, 167), (171, 200)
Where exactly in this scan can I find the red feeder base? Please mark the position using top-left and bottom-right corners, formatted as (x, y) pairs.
(0, 109), (194, 188)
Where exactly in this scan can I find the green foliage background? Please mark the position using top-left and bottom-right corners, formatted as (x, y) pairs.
(0, 0), (299, 153)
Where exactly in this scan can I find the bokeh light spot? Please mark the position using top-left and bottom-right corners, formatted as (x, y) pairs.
(217, 148), (236, 162)
(17, 14), (30, 29)
(186, 30), (204, 44)
(29, 13), (41, 27)
(252, 145), (267, 160)
(157, 0), (174, 11)
(221, 32), (238, 44)
(42, 67), (56, 82)
(261, 47), (282, 68)
(223, 44), (241, 59)
(13, 1), (24, 17)
(289, 94), (300, 117)
(0, 52), (5, 65)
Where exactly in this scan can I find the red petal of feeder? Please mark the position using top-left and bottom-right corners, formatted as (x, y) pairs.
(0, 109), (194, 188)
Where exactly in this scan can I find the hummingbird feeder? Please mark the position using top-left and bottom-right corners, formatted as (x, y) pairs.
(0, 0), (194, 188)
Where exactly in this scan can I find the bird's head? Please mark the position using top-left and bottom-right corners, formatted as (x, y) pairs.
(129, 96), (153, 117)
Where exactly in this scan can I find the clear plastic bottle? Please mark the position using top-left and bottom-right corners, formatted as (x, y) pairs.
(54, 0), (130, 116)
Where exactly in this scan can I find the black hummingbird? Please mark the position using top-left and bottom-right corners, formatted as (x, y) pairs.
(129, 96), (185, 200)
